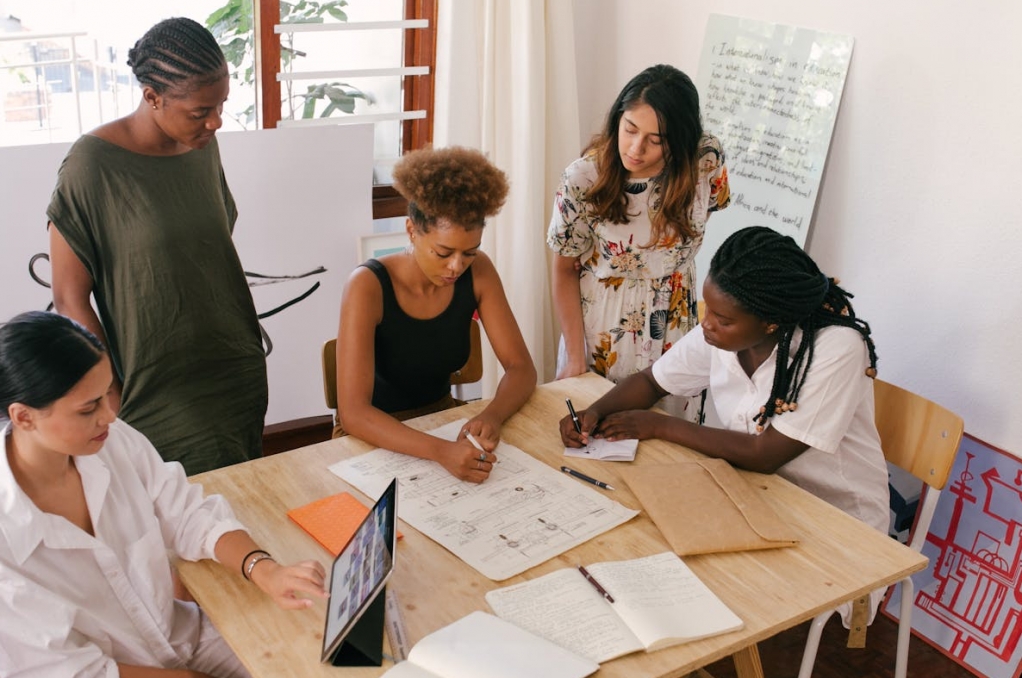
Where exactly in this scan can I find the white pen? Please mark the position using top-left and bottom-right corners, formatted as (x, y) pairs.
(465, 432), (499, 464)
(465, 433), (487, 460)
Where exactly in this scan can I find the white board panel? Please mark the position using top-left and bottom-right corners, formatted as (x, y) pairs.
(694, 14), (853, 290)
(0, 124), (374, 426)
(221, 125), (374, 425)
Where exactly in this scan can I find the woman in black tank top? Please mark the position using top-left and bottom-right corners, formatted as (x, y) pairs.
(334, 147), (536, 483)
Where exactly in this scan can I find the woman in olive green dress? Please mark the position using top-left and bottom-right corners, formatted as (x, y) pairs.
(47, 17), (266, 475)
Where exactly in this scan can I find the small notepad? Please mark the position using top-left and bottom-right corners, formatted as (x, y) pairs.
(563, 437), (639, 462)
(288, 492), (401, 556)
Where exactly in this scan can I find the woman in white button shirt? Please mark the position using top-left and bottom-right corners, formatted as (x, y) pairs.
(560, 225), (889, 534)
(0, 311), (327, 677)
(559, 226), (890, 625)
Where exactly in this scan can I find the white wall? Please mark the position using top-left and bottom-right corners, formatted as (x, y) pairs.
(0, 125), (374, 427)
(573, 0), (1022, 456)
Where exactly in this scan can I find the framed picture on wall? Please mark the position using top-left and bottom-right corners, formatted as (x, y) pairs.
(359, 232), (408, 262)
(882, 433), (1022, 678)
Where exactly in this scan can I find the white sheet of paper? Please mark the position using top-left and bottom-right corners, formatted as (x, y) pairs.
(587, 553), (743, 651)
(486, 553), (743, 662)
(329, 419), (639, 580)
(380, 611), (598, 678)
(486, 567), (643, 663)
(563, 437), (639, 462)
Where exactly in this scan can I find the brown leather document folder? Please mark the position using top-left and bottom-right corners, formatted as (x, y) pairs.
(621, 458), (799, 555)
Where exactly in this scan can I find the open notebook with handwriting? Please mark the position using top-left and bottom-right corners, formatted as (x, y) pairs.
(485, 552), (743, 664)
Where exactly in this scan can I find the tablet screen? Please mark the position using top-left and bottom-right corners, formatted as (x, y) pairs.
(321, 478), (398, 662)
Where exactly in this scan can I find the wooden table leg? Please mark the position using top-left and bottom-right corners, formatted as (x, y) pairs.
(732, 643), (765, 678)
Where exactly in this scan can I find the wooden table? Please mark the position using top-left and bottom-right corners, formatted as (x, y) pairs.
(178, 374), (928, 678)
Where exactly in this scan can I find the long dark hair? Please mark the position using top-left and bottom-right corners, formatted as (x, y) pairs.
(586, 64), (703, 245)
(127, 17), (227, 94)
(0, 312), (106, 419)
(709, 227), (878, 430)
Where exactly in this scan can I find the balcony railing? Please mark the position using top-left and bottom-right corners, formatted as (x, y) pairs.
(0, 30), (136, 146)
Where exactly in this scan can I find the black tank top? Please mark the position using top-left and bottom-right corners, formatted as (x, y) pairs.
(364, 258), (477, 413)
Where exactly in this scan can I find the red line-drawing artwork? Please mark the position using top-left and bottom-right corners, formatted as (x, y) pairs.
(884, 433), (1022, 678)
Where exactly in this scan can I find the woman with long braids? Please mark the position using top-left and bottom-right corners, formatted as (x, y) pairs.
(560, 226), (890, 622)
(47, 17), (267, 475)
(562, 225), (886, 521)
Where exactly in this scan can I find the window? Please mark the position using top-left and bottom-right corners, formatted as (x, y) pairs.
(0, 0), (252, 146)
(254, 0), (437, 220)
(0, 0), (436, 183)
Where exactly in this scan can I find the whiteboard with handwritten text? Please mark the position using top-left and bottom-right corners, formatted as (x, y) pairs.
(694, 14), (853, 289)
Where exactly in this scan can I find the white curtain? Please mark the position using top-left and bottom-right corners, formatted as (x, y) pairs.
(434, 0), (581, 394)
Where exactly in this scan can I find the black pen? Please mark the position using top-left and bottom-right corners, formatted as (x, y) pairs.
(560, 465), (615, 491)
(578, 564), (615, 603)
(565, 398), (582, 435)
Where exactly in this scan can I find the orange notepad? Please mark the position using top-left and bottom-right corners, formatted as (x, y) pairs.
(287, 492), (401, 556)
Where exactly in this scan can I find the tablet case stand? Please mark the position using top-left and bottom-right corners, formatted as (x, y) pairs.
(327, 586), (387, 667)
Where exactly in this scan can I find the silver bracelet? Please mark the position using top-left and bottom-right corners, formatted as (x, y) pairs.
(245, 552), (275, 580)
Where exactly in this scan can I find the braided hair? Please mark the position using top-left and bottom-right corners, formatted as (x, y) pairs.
(709, 226), (878, 431)
(127, 17), (226, 95)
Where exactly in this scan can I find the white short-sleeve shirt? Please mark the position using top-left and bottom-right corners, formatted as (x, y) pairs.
(651, 325), (890, 534)
(0, 419), (248, 676)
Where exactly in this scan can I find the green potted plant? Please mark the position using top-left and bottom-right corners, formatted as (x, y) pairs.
(205, 0), (372, 128)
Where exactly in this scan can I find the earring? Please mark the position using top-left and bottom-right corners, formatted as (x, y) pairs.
(152, 104), (157, 110)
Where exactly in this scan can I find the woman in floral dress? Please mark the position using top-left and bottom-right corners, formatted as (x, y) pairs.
(549, 64), (729, 407)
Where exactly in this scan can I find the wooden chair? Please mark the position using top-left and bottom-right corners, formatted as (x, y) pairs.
(797, 379), (964, 678)
(321, 318), (483, 410)
(450, 318), (484, 398)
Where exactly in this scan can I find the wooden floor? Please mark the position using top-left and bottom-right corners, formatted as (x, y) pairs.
(702, 612), (974, 678)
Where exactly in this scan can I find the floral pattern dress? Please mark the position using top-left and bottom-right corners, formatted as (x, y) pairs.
(547, 133), (730, 386)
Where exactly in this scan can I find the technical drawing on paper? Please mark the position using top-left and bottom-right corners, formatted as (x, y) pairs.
(330, 419), (638, 580)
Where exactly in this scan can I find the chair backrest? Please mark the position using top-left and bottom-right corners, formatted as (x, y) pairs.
(322, 338), (339, 410)
(450, 318), (483, 385)
(321, 319), (484, 409)
(873, 379), (963, 492)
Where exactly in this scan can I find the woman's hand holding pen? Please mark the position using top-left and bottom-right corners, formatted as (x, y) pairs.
(559, 406), (602, 447)
(597, 410), (670, 442)
(249, 559), (329, 610)
(440, 436), (498, 484)
(459, 414), (500, 452)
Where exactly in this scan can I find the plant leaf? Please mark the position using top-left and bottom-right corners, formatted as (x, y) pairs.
(302, 95), (318, 118)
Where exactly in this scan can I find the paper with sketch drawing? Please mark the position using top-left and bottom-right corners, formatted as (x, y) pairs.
(329, 419), (638, 580)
